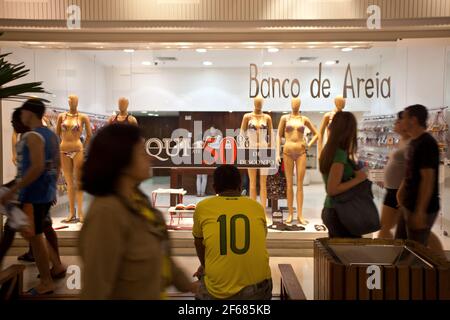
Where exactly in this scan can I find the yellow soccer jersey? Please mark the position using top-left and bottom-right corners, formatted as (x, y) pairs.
(193, 195), (272, 299)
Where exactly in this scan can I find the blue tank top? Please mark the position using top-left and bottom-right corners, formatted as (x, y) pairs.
(17, 127), (60, 203)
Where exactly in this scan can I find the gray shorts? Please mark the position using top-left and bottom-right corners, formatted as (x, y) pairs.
(196, 278), (273, 300)
(394, 207), (438, 246)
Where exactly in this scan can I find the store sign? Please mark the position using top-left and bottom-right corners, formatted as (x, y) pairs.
(145, 123), (277, 169)
(249, 63), (391, 100)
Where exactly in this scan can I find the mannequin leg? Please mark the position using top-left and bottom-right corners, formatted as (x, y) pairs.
(196, 175), (202, 196)
(283, 155), (295, 224)
(259, 169), (267, 209)
(248, 169), (257, 201)
(295, 154), (308, 225)
(73, 151), (84, 222)
(201, 174), (208, 196)
(61, 154), (75, 221)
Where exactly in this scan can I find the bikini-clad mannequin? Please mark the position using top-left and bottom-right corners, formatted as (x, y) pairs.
(56, 94), (92, 223)
(240, 96), (273, 208)
(276, 98), (319, 224)
(108, 97), (138, 126)
(318, 96), (346, 157)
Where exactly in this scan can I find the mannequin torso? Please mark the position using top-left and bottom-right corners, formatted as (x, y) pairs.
(282, 114), (307, 159)
(57, 111), (90, 152)
(242, 112), (272, 148)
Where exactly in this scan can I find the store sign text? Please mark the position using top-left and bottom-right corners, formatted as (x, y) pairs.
(249, 63), (391, 99)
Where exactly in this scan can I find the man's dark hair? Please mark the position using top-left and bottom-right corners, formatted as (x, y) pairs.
(20, 99), (46, 120)
(397, 111), (404, 119)
(213, 165), (241, 194)
(405, 104), (428, 128)
(82, 124), (143, 196)
(11, 108), (29, 134)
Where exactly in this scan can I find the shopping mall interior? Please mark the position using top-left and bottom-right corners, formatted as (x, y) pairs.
(1, 0), (450, 302)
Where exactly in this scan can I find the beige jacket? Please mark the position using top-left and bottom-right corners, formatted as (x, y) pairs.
(79, 195), (192, 300)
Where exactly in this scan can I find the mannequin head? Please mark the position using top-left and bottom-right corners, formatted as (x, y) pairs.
(68, 94), (79, 112)
(291, 97), (301, 114)
(118, 97), (129, 114)
(334, 96), (346, 111)
(253, 95), (264, 113)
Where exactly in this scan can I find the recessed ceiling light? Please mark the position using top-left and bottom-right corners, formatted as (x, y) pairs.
(263, 61), (273, 66)
(196, 48), (207, 53)
(124, 49), (135, 53)
(203, 61), (213, 66)
(268, 48), (279, 53)
(325, 60), (338, 65)
(341, 47), (353, 52)
(299, 59), (309, 63)
(229, 111), (233, 113)
(283, 111), (289, 114)
(142, 61), (152, 66)
(180, 46), (190, 49)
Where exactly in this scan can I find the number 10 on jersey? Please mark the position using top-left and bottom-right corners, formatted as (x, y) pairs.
(217, 214), (250, 255)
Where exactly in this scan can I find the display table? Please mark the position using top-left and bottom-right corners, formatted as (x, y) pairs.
(168, 206), (195, 225)
(151, 188), (187, 208)
(314, 238), (450, 300)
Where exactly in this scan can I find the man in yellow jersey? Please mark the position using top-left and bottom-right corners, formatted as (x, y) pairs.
(193, 165), (272, 300)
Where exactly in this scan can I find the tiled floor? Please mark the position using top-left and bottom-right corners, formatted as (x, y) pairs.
(0, 255), (314, 299)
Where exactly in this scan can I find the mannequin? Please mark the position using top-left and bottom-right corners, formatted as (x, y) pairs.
(56, 94), (92, 223)
(240, 95), (273, 208)
(276, 97), (318, 224)
(108, 97), (138, 126)
(318, 96), (346, 156)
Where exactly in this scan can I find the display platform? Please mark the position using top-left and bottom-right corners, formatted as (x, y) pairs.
(5, 215), (328, 257)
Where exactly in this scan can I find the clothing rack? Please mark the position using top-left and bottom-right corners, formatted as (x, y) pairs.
(47, 107), (109, 120)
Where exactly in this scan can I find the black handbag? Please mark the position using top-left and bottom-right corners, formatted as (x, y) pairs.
(331, 179), (381, 236)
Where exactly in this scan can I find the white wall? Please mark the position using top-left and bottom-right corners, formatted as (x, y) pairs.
(1, 47), (108, 183)
(105, 64), (392, 113)
(395, 39), (450, 111)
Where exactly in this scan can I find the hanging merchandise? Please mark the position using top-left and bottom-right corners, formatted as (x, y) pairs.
(266, 159), (287, 200)
(428, 107), (449, 163)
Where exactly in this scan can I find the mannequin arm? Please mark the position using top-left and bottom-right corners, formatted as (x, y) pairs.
(305, 117), (319, 148)
(239, 114), (249, 147)
(107, 116), (114, 124)
(83, 115), (93, 146)
(276, 116), (286, 163)
(267, 115), (274, 148)
(12, 131), (18, 166)
(318, 114), (330, 157)
(56, 113), (63, 139)
(130, 116), (138, 126)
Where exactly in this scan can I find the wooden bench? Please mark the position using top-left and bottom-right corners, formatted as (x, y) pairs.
(278, 264), (307, 300)
(314, 238), (450, 300)
(0, 264), (25, 301)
